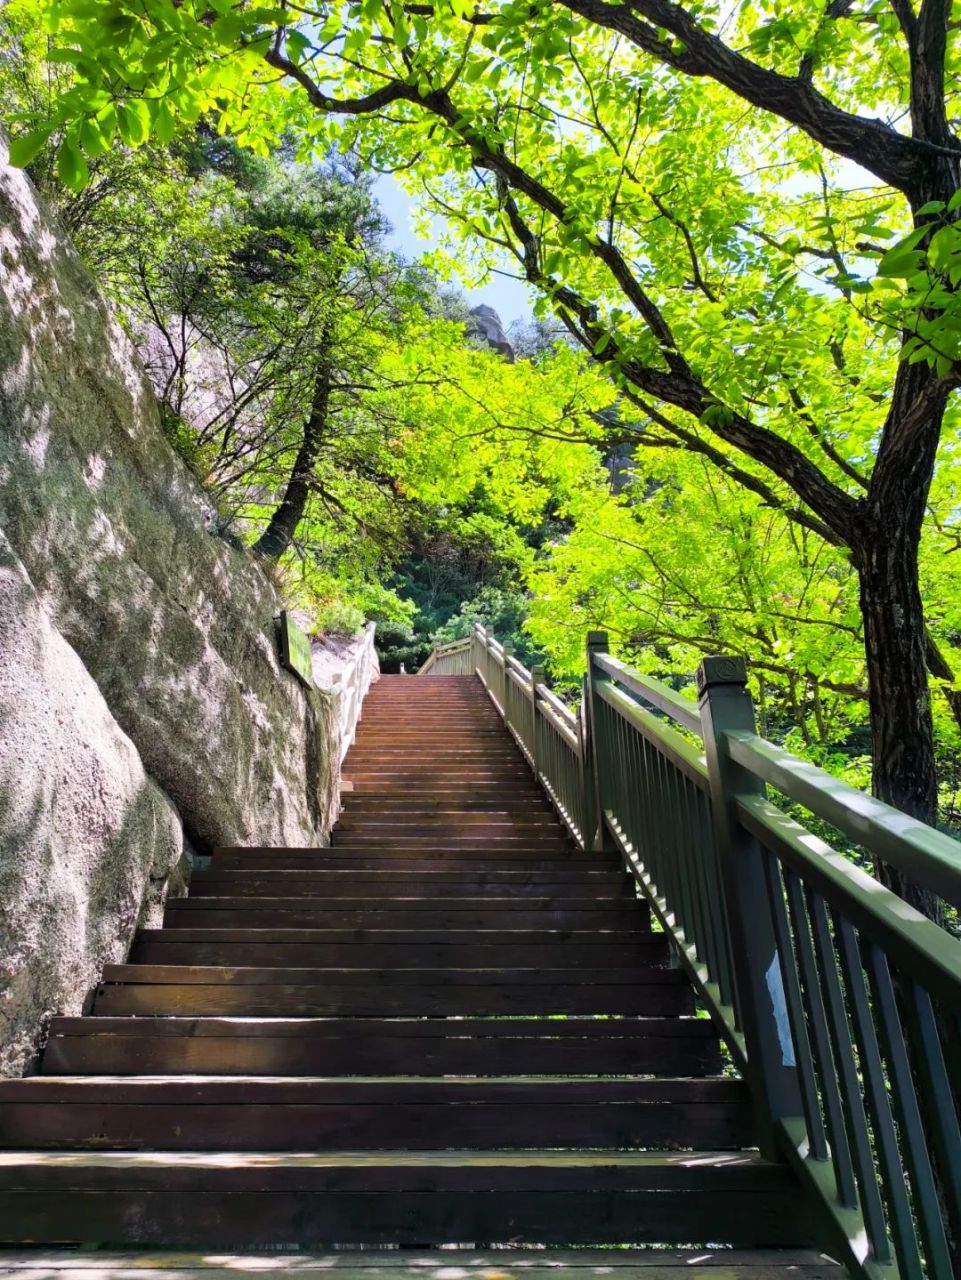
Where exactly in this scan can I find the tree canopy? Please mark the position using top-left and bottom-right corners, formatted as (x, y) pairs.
(5, 0), (961, 913)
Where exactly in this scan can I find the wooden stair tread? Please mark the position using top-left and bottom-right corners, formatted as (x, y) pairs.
(0, 1247), (845, 1278)
(0, 1147), (795, 1178)
(2, 1076), (747, 1098)
(46, 1014), (719, 1037)
(98, 964), (683, 985)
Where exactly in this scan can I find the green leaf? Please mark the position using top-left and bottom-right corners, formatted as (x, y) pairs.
(212, 13), (246, 45)
(79, 116), (108, 157)
(56, 135), (89, 191)
(948, 189), (961, 213)
(286, 29), (310, 60)
(916, 200), (946, 217)
(154, 100), (176, 144)
(876, 249), (924, 278)
(117, 99), (150, 146)
(8, 127), (54, 168)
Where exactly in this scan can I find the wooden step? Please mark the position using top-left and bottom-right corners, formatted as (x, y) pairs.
(339, 797), (554, 811)
(345, 784), (545, 796)
(0, 1150), (819, 1247)
(133, 924), (656, 955)
(212, 845), (597, 862)
(0, 1247), (847, 1279)
(186, 872), (631, 899)
(332, 829), (568, 839)
(328, 840), (577, 852)
(0, 1077), (753, 1151)
(92, 964), (691, 1016)
(162, 900), (645, 931)
(334, 815), (564, 827)
(209, 852), (619, 871)
(129, 937), (667, 967)
(42, 1015), (718, 1076)
(194, 866), (627, 883)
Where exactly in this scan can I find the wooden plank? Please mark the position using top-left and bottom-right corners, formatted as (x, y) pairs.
(192, 866), (628, 882)
(0, 1079), (753, 1150)
(91, 982), (693, 1017)
(162, 904), (649, 931)
(0, 1248), (848, 1279)
(186, 877), (633, 900)
(132, 927), (649, 945)
(216, 847), (591, 861)
(0, 1188), (817, 1248)
(327, 841), (578, 851)
(0, 1149), (805, 1189)
(45, 1015), (717, 1041)
(128, 938), (668, 968)
(3, 1077), (744, 1103)
(42, 1017), (721, 1077)
(208, 854), (621, 872)
(97, 964), (682, 988)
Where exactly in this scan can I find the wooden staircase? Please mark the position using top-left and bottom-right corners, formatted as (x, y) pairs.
(0, 674), (823, 1255)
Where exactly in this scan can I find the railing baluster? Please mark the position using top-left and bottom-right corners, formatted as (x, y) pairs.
(905, 983), (961, 1253)
(808, 893), (889, 1256)
(784, 868), (858, 1208)
(764, 856), (828, 1162)
(834, 915), (920, 1275)
(864, 943), (954, 1277)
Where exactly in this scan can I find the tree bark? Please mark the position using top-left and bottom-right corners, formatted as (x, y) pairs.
(254, 355), (333, 562)
(851, 359), (950, 922)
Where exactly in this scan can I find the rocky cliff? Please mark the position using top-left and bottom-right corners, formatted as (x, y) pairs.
(0, 139), (340, 1074)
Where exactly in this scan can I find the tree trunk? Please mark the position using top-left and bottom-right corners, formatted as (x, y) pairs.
(254, 356), (333, 561)
(853, 361), (949, 922)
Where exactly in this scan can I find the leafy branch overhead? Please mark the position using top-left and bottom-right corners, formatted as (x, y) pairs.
(6, 0), (961, 909)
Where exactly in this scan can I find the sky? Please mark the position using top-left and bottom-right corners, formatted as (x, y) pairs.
(374, 172), (535, 329)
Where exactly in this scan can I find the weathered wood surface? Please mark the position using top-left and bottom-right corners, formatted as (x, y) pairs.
(42, 1014), (719, 1077)
(0, 1249), (843, 1279)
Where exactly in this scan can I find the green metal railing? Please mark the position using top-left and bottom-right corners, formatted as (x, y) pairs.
(419, 624), (961, 1280)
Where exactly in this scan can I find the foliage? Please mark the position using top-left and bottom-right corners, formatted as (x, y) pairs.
(433, 584), (543, 669)
(8, 0), (961, 894)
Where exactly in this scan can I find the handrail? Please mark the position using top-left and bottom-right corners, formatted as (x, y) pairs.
(593, 650), (702, 734)
(417, 635), (472, 676)
(329, 621), (377, 764)
(423, 622), (961, 1280)
(727, 729), (961, 908)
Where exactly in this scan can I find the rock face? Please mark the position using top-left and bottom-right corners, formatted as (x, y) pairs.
(0, 534), (185, 1075)
(467, 304), (515, 362)
(0, 140), (340, 1072)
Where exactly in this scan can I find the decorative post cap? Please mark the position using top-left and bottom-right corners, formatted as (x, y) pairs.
(586, 630), (608, 650)
(695, 655), (748, 695)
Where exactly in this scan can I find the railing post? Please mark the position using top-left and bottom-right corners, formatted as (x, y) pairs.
(696, 655), (801, 1159)
(501, 642), (514, 729)
(472, 623), (483, 676)
(531, 664), (545, 780)
(584, 631), (616, 853)
(577, 694), (596, 855)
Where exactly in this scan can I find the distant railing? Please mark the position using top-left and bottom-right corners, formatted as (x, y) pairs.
(417, 636), (473, 676)
(331, 621), (378, 764)
(419, 622), (961, 1280)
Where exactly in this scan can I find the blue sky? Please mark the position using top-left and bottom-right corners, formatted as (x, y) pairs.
(374, 173), (535, 328)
